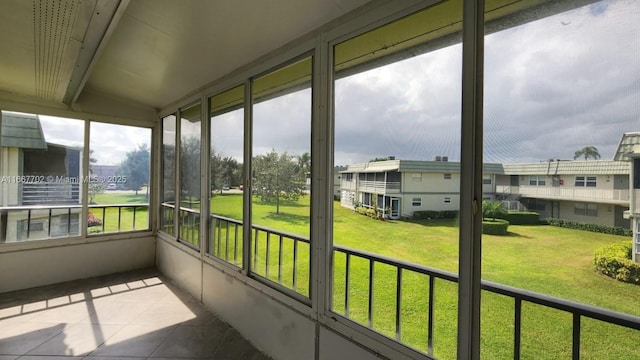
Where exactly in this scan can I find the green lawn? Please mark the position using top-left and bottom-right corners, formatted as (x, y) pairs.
(90, 192), (149, 234)
(210, 193), (640, 359)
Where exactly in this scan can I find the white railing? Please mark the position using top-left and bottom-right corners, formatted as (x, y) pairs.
(496, 185), (629, 203)
(358, 180), (401, 193)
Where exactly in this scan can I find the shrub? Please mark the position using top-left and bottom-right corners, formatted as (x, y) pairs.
(482, 200), (506, 221)
(499, 211), (539, 225)
(482, 218), (509, 235)
(545, 218), (632, 237)
(87, 211), (102, 227)
(594, 241), (640, 284)
(413, 210), (459, 220)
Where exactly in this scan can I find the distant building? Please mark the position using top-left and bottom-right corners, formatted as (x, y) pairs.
(1, 113), (82, 242)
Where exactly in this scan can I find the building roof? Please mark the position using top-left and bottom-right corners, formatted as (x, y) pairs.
(342, 160), (504, 174)
(502, 160), (629, 176)
(0, 112), (47, 150)
(613, 132), (640, 161)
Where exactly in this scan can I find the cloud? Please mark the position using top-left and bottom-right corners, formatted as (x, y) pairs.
(330, 0), (640, 165)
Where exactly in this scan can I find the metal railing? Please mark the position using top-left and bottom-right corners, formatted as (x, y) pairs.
(495, 185), (630, 203)
(359, 180), (401, 193)
(333, 245), (640, 359)
(21, 182), (80, 205)
(208, 214), (310, 299)
(0, 204), (149, 242)
(178, 207), (200, 248)
(202, 216), (640, 358)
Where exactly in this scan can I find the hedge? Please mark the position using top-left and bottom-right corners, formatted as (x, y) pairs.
(545, 218), (632, 237)
(594, 241), (640, 284)
(413, 210), (459, 220)
(482, 219), (510, 235)
(498, 211), (539, 225)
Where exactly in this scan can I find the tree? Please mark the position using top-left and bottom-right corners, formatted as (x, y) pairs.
(573, 146), (601, 161)
(482, 199), (506, 221)
(118, 144), (150, 195)
(369, 157), (389, 162)
(211, 151), (241, 193)
(252, 150), (306, 214)
(88, 181), (105, 204)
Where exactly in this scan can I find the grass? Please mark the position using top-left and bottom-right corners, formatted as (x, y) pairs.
(90, 192), (149, 234)
(209, 193), (640, 359)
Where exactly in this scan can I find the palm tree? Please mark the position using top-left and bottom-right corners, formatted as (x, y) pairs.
(573, 146), (601, 161)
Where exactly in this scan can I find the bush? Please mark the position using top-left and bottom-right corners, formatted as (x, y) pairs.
(545, 218), (632, 236)
(413, 210), (459, 220)
(594, 241), (640, 284)
(87, 211), (102, 227)
(499, 211), (539, 225)
(482, 218), (509, 235)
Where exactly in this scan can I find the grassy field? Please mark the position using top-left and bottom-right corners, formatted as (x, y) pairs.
(209, 193), (640, 359)
(90, 192), (149, 234)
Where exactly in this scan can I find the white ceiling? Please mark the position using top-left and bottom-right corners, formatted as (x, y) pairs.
(0, 0), (372, 111)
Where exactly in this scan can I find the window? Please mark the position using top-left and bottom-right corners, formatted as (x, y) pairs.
(252, 56), (312, 297)
(483, 1), (639, 358)
(575, 203), (598, 217)
(209, 85), (244, 266)
(332, 0), (462, 355)
(575, 176), (597, 187)
(526, 198), (546, 212)
(161, 115), (176, 236)
(529, 176), (546, 186)
(179, 103), (202, 248)
(444, 197), (451, 203)
(89, 122), (151, 235)
(482, 176), (492, 184)
(1, 111), (152, 243)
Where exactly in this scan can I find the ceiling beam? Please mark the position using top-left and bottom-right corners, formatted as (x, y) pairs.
(62, 0), (129, 105)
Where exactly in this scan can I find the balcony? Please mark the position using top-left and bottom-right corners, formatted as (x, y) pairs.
(357, 180), (401, 194)
(496, 185), (630, 204)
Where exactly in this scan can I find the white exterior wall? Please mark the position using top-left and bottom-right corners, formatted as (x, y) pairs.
(557, 201), (616, 226)
(0, 235), (155, 293)
(401, 194), (460, 217)
(402, 171), (459, 193)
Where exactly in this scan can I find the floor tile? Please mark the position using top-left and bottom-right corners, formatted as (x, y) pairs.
(89, 323), (176, 357)
(149, 323), (229, 359)
(0, 322), (65, 355)
(211, 328), (263, 360)
(0, 269), (270, 360)
(26, 323), (124, 357)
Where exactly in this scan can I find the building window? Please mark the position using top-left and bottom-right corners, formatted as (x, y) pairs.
(575, 203), (598, 217)
(444, 197), (451, 203)
(526, 198), (546, 212)
(575, 176), (597, 187)
(412, 173), (422, 181)
(412, 197), (421, 206)
(444, 173), (452, 179)
(529, 176), (546, 186)
(483, 176), (492, 185)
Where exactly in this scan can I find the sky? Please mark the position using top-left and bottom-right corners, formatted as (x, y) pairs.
(39, 116), (151, 166)
(22, 0), (640, 167)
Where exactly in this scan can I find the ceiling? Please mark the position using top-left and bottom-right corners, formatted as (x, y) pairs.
(0, 0), (372, 112)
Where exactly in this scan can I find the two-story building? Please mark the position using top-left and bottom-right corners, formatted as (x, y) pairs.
(496, 160), (630, 228)
(340, 151), (633, 229)
(339, 157), (503, 219)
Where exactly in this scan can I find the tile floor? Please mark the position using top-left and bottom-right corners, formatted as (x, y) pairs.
(0, 268), (271, 360)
